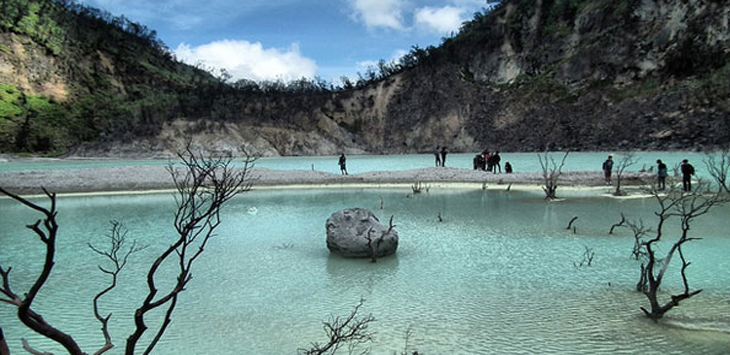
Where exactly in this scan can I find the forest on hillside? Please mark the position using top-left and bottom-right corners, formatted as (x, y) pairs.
(1, 0), (729, 155)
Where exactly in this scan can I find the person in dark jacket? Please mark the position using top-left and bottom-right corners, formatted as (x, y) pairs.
(602, 155), (614, 185)
(434, 146), (442, 167)
(681, 159), (694, 192)
(338, 153), (348, 175)
(492, 151), (502, 173)
(440, 147), (448, 167)
(656, 159), (667, 190)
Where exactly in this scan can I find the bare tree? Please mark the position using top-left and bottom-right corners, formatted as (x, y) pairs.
(613, 152), (639, 196)
(89, 221), (147, 355)
(365, 216), (395, 263)
(609, 213), (627, 234)
(299, 299), (375, 355)
(0, 147), (255, 355)
(573, 245), (595, 268)
(565, 216), (578, 232)
(626, 218), (650, 261)
(411, 181), (429, 194)
(0, 187), (86, 355)
(537, 151), (569, 200)
(704, 149), (730, 194)
(125, 148), (254, 355)
(637, 181), (729, 321)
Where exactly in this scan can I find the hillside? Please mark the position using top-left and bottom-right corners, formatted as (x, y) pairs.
(1, 0), (729, 157)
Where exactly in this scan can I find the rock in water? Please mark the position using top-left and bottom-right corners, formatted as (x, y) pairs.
(326, 208), (398, 258)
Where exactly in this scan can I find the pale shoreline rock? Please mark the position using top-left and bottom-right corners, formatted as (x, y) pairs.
(0, 165), (654, 196)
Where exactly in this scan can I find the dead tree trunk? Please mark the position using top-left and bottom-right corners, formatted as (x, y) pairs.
(638, 182), (728, 321)
(365, 215), (395, 263)
(0, 328), (10, 355)
(614, 153), (639, 196)
(538, 151), (569, 200)
(0, 187), (85, 355)
(609, 213), (627, 234)
(704, 149), (730, 194)
(1, 147), (255, 355)
(125, 148), (254, 355)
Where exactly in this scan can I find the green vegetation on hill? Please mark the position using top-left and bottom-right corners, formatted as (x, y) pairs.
(0, 0), (222, 153)
(1, 0), (728, 155)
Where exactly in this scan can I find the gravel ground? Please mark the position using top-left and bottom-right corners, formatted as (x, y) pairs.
(0, 165), (654, 195)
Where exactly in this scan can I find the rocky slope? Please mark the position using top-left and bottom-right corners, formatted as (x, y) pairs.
(2, 0), (729, 157)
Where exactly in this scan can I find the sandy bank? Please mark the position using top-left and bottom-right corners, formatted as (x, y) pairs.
(0, 165), (655, 196)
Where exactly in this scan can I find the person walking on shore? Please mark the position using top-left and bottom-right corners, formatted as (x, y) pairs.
(440, 147), (448, 167)
(681, 159), (694, 192)
(338, 153), (348, 175)
(434, 146), (442, 167)
(602, 155), (614, 185)
(656, 159), (667, 190)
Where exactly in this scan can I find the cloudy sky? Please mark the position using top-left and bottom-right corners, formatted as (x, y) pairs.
(77, 0), (493, 84)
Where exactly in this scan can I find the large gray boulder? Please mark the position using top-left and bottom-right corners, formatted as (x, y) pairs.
(326, 208), (398, 258)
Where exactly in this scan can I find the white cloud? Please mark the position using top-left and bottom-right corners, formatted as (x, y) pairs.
(174, 40), (318, 82)
(414, 6), (465, 34)
(350, 0), (406, 30)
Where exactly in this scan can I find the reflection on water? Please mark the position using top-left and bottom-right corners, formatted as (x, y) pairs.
(1, 188), (729, 354)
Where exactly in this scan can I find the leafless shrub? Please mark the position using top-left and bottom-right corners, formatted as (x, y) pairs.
(0, 146), (256, 355)
(299, 299), (375, 355)
(538, 151), (569, 200)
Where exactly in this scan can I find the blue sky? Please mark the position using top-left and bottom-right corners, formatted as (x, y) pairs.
(76, 0), (492, 84)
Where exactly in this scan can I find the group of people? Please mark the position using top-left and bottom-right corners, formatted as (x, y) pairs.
(472, 150), (508, 173)
(602, 155), (695, 192)
(343, 152), (697, 190)
(433, 147), (512, 173)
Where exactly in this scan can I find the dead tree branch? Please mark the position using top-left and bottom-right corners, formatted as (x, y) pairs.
(573, 245), (595, 268)
(626, 218), (650, 261)
(89, 221), (147, 355)
(299, 299), (375, 355)
(365, 216), (395, 263)
(638, 181), (729, 321)
(1, 327), (10, 355)
(0, 186), (85, 355)
(566, 216), (578, 230)
(125, 147), (255, 355)
(538, 151), (569, 200)
(704, 149), (730, 194)
(609, 213), (627, 234)
(1, 146), (256, 355)
(614, 152), (639, 196)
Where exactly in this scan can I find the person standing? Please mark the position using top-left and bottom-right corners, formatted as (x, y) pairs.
(493, 151), (502, 173)
(602, 155), (614, 185)
(434, 146), (442, 167)
(440, 147), (448, 167)
(656, 159), (667, 190)
(681, 159), (695, 192)
(338, 153), (348, 175)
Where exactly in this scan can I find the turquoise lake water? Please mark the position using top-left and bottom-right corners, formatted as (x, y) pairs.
(1, 187), (729, 355)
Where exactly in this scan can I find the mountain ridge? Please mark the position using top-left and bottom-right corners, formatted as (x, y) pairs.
(1, 0), (728, 157)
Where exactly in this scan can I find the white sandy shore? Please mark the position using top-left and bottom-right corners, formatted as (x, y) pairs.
(0, 165), (655, 196)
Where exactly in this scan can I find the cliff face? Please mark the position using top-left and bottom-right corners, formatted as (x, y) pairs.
(356, 0), (730, 154)
(2, 0), (729, 157)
